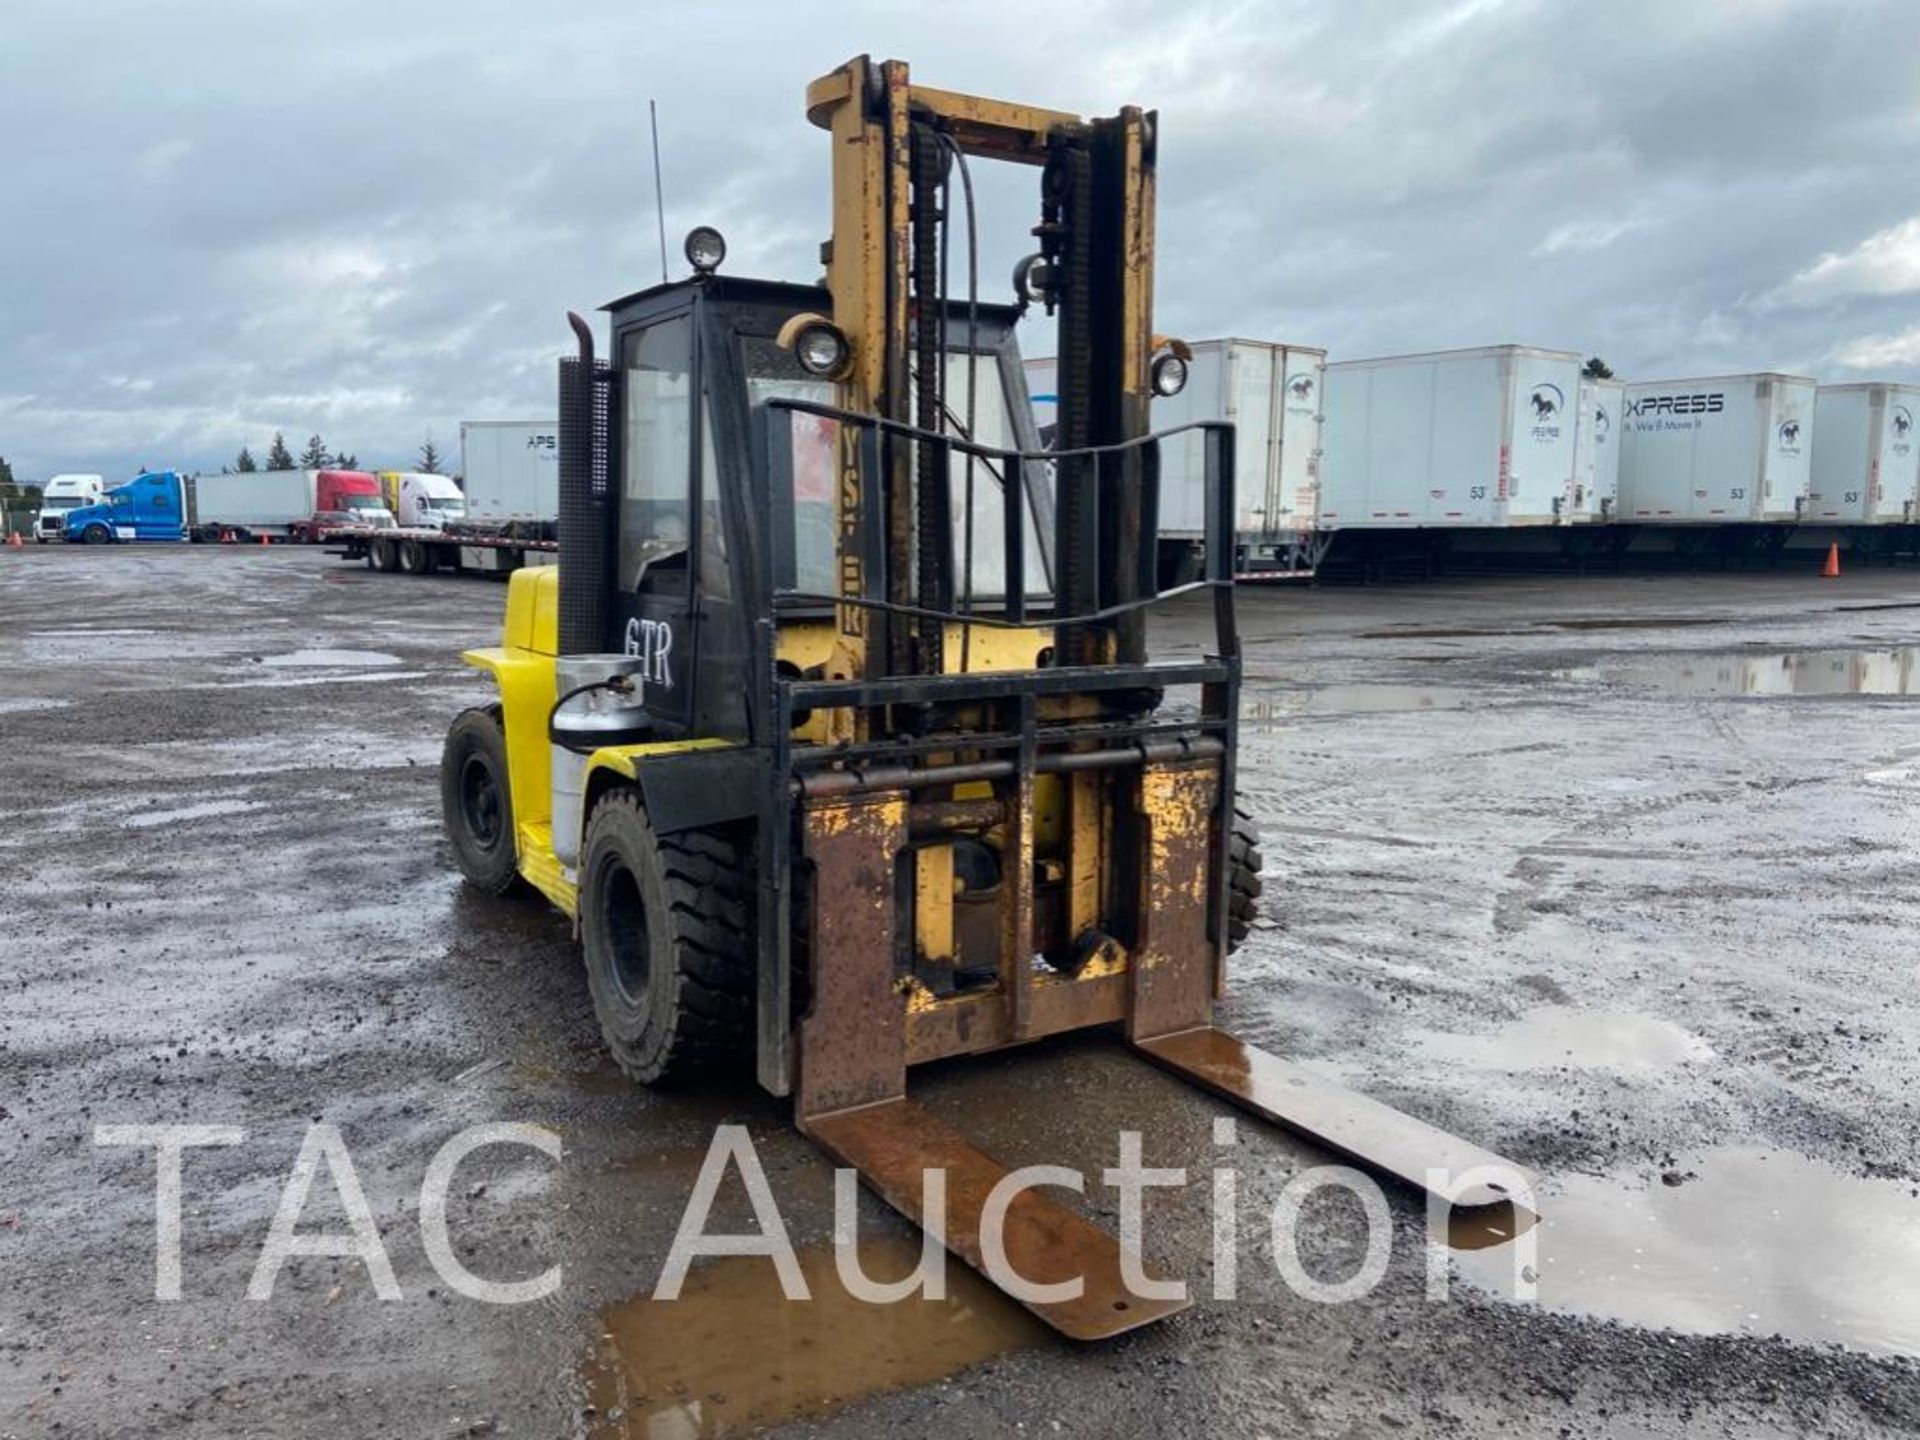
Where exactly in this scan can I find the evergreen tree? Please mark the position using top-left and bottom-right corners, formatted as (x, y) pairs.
(266, 432), (296, 470)
(330, 449), (358, 469)
(299, 435), (330, 469)
(0, 454), (14, 487)
(1582, 356), (1615, 380)
(417, 435), (442, 474)
(235, 446), (257, 473)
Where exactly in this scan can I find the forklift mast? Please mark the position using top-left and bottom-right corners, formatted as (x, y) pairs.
(805, 56), (1161, 684)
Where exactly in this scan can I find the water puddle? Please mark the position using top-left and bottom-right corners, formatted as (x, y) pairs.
(0, 697), (71, 715)
(1242, 684), (1466, 724)
(259, 648), (403, 668)
(582, 1236), (1047, 1437)
(125, 798), (266, 830)
(1417, 1006), (1712, 1076)
(190, 670), (430, 691)
(1361, 616), (1725, 641)
(1451, 1149), (1920, 1358)
(1562, 647), (1920, 697)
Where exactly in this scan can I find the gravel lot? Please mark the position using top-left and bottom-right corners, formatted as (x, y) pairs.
(3, 545), (1919, 1438)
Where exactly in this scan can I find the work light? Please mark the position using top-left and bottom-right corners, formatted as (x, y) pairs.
(684, 226), (727, 275)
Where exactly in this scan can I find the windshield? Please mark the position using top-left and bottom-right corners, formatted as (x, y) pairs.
(341, 494), (385, 510)
(423, 496), (464, 511)
(44, 496), (84, 511)
(743, 334), (1052, 603)
(743, 336), (836, 595)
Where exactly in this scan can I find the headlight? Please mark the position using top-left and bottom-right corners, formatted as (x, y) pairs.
(794, 321), (850, 378)
(1151, 352), (1188, 398)
(1013, 253), (1056, 307)
(684, 226), (726, 275)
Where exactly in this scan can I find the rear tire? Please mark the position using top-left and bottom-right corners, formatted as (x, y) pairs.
(579, 790), (751, 1084)
(441, 706), (520, 894)
(1227, 804), (1264, 950)
(370, 538), (399, 572)
(399, 540), (436, 575)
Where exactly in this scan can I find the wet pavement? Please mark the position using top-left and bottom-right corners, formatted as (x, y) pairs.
(3, 547), (1920, 1437)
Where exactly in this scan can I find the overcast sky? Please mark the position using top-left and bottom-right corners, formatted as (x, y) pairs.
(5, 0), (1919, 481)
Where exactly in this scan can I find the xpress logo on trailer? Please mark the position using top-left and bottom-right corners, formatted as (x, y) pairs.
(1626, 392), (1725, 417)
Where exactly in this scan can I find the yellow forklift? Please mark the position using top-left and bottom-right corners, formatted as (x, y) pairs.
(443, 54), (1525, 1339)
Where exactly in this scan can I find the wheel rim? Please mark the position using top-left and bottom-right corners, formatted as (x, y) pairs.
(599, 862), (652, 1008)
(459, 753), (501, 850)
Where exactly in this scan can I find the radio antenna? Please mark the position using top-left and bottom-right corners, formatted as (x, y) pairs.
(649, 99), (669, 284)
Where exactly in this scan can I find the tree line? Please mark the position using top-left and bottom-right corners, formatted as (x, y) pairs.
(226, 434), (444, 475)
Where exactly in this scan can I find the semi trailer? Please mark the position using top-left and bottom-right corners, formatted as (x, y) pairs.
(184, 469), (395, 541)
(460, 420), (558, 522)
(1808, 383), (1920, 525)
(1618, 372), (1815, 523)
(1572, 376), (1624, 522)
(1319, 345), (1585, 530)
(1032, 339), (1328, 579)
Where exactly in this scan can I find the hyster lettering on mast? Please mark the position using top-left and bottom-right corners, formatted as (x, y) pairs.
(442, 54), (1528, 1339)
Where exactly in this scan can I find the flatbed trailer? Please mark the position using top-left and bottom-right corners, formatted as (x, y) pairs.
(327, 521), (558, 576)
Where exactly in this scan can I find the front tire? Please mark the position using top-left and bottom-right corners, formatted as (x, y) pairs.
(579, 790), (751, 1084)
(82, 524), (110, 545)
(441, 707), (520, 894)
(1227, 805), (1265, 950)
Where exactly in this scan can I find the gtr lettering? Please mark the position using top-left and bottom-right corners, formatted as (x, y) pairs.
(622, 618), (675, 689)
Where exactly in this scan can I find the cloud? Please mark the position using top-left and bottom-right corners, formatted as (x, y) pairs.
(1768, 216), (1920, 308)
(1533, 218), (1644, 257)
(1830, 325), (1920, 370)
(3, 0), (1920, 482)
(136, 138), (193, 182)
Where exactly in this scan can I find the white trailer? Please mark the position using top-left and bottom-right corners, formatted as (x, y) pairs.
(460, 420), (558, 522)
(1025, 340), (1326, 577)
(1808, 383), (1920, 524)
(1155, 339), (1325, 573)
(1618, 373), (1814, 523)
(184, 470), (315, 537)
(1572, 377), (1624, 522)
(1318, 345), (1583, 530)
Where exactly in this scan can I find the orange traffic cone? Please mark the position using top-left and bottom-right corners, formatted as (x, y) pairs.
(5, 531), (21, 548)
(1821, 542), (1841, 579)
(259, 533), (270, 546)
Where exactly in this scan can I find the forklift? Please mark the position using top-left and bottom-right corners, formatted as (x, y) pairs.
(442, 54), (1527, 1339)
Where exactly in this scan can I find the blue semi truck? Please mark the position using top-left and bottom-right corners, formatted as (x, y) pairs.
(60, 470), (189, 543)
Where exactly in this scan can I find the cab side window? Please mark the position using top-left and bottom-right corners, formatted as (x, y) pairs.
(621, 317), (693, 596)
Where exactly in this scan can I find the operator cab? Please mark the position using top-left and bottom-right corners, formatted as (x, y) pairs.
(600, 264), (1054, 742)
